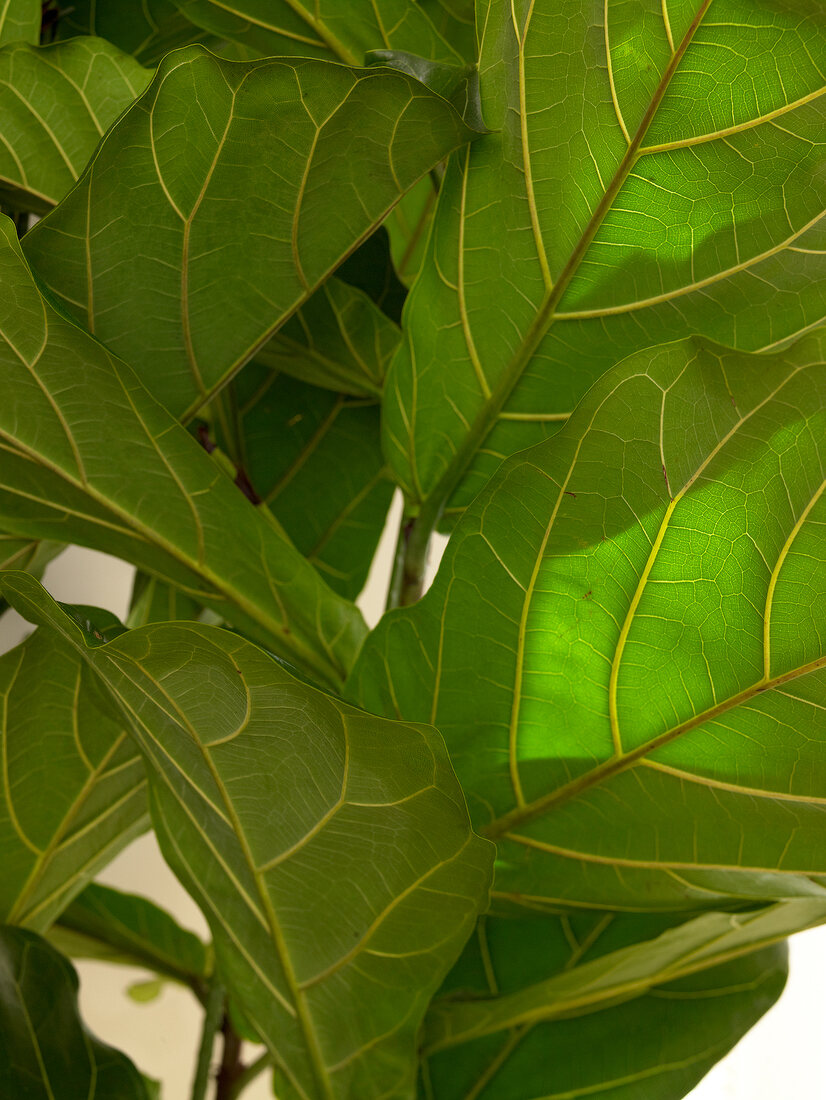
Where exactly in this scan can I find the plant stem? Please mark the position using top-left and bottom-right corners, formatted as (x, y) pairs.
(386, 505), (434, 610)
(215, 1015), (245, 1099)
(225, 1051), (273, 1099)
(190, 982), (225, 1100)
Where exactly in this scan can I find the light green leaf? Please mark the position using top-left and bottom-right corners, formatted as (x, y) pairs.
(55, 0), (210, 64)
(48, 882), (209, 996)
(349, 332), (826, 910)
(0, 38), (151, 214)
(0, 925), (151, 1099)
(173, 0), (467, 66)
(0, 218), (366, 689)
(23, 46), (481, 420)
(209, 367), (395, 600)
(127, 977), (165, 1003)
(423, 922), (788, 1099)
(255, 278), (401, 398)
(385, 174), (440, 288)
(0, 0), (39, 46)
(383, 0), (826, 524)
(3, 575), (494, 1100)
(126, 571), (204, 628)
(0, 630), (147, 932)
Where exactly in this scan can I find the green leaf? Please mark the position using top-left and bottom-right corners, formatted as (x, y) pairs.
(0, 38), (151, 214)
(255, 278), (401, 398)
(127, 977), (165, 1003)
(0, 535), (61, 575)
(55, 0), (210, 64)
(349, 332), (826, 911)
(209, 367), (395, 601)
(0, 218), (366, 689)
(173, 0), (468, 66)
(126, 571), (204, 629)
(337, 226), (408, 325)
(0, 630), (147, 932)
(4, 574), (494, 1100)
(385, 175), (440, 288)
(424, 931), (788, 1099)
(0, 0), (39, 46)
(23, 46), (482, 420)
(382, 0), (826, 524)
(0, 925), (151, 1099)
(48, 882), (209, 994)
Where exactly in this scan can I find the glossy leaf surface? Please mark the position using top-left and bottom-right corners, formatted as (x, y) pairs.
(383, 0), (826, 520)
(4, 576), (494, 1100)
(211, 366), (394, 600)
(55, 0), (208, 63)
(173, 0), (467, 66)
(0, 629), (147, 932)
(0, 0), (38, 45)
(0, 925), (150, 1099)
(23, 46), (481, 420)
(0, 38), (150, 213)
(49, 882), (209, 994)
(0, 220), (366, 688)
(351, 333), (826, 910)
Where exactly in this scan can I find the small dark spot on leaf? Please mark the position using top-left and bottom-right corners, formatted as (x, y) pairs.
(564, 490), (577, 498)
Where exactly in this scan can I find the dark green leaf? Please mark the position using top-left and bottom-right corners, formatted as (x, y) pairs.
(350, 333), (826, 910)
(4, 574), (494, 1100)
(126, 571), (204, 628)
(0, 0), (39, 46)
(0, 218), (366, 689)
(0, 925), (150, 1099)
(382, 0), (826, 523)
(0, 39), (150, 214)
(23, 46), (482, 420)
(55, 0), (210, 63)
(337, 226), (408, 325)
(0, 630), (147, 931)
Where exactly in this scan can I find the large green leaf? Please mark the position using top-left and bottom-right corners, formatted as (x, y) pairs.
(0, 0), (38, 45)
(48, 882), (209, 996)
(350, 332), (826, 911)
(173, 0), (467, 66)
(0, 219), (366, 689)
(55, 0), (210, 63)
(423, 908), (792, 1099)
(209, 366), (395, 600)
(0, 925), (151, 1099)
(23, 46), (481, 420)
(3, 576), (494, 1100)
(382, 0), (826, 525)
(0, 629), (147, 932)
(0, 38), (151, 214)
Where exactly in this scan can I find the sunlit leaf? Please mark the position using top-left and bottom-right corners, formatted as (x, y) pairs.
(0, 630), (147, 932)
(350, 332), (826, 910)
(0, 925), (150, 1099)
(0, 219), (366, 689)
(382, 0), (826, 523)
(0, 38), (150, 214)
(3, 576), (494, 1100)
(23, 46), (482, 420)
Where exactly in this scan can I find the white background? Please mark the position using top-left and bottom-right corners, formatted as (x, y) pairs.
(1, 528), (824, 1098)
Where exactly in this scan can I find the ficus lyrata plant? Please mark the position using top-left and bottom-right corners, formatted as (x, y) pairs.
(0, 0), (824, 1097)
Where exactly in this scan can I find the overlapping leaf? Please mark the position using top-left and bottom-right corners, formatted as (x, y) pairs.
(55, 0), (209, 63)
(0, 925), (151, 1099)
(172, 0), (468, 66)
(210, 364), (395, 600)
(423, 906), (797, 1099)
(0, 628), (147, 932)
(383, 0), (826, 523)
(0, 38), (150, 213)
(0, 0), (38, 46)
(0, 219), (366, 688)
(23, 46), (482, 420)
(350, 332), (826, 911)
(3, 576), (494, 1100)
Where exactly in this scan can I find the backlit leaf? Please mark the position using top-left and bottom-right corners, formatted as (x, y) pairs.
(0, 0), (38, 45)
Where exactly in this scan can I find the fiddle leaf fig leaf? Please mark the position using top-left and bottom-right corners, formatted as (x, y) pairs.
(22, 46), (483, 420)
(172, 0), (468, 66)
(209, 366), (395, 600)
(54, 0), (210, 63)
(349, 332), (826, 911)
(2, 574), (494, 1100)
(0, 218), (366, 689)
(0, 629), (147, 932)
(0, 925), (151, 1099)
(383, 0), (826, 521)
(0, 0), (39, 45)
(0, 38), (151, 214)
